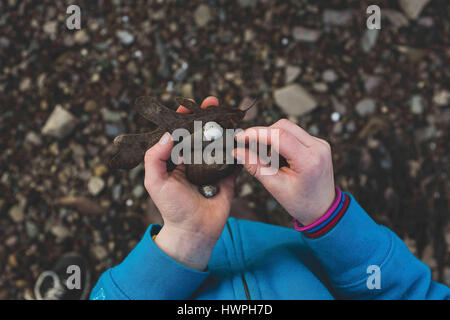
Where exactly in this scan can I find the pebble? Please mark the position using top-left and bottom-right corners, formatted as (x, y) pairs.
(356, 98), (376, 117)
(323, 10), (353, 26)
(239, 183), (253, 197)
(8, 205), (24, 223)
(25, 221), (39, 238)
(383, 10), (409, 28)
(101, 108), (122, 122)
(51, 224), (70, 241)
(24, 131), (42, 146)
(274, 84), (317, 116)
(285, 65), (301, 84)
(41, 105), (78, 139)
(322, 70), (338, 83)
(132, 185), (145, 198)
(91, 245), (108, 261)
(361, 29), (379, 53)
(112, 185), (122, 201)
(116, 30), (135, 45)
(331, 112), (341, 122)
(292, 26), (321, 42)
(19, 78), (32, 91)
(105, 123), (121, 137)
(313, 82), (328, 93)
(410, 95), (425, 114)
(88, 176), (105, 196)
(84, 100), (98, 112)
(199, 185), (219, 198)
(432, 90), (449, 107)
(74, 30), (90, 44)
(364, 75), (382, 93)
(43, 21), (58, 35)
(194, 4), (212, 27)
(399, 0), (431, 20)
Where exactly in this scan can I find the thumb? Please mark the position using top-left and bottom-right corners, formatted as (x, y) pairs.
(144, 132), (174, 189)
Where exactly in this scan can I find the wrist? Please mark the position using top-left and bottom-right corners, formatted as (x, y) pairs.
(294, 186), (340, 229)
(154, 224), (218, 271)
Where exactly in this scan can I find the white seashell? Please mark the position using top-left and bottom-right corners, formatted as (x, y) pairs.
(203, 121), (223, 141)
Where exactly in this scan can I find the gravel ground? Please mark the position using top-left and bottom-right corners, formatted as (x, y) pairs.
(0, 0), (448, 299)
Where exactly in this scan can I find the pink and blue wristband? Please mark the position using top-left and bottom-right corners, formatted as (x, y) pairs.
(293, 187), (350, 239)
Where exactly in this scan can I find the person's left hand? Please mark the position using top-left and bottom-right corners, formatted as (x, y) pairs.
(144, 96), (237, 271)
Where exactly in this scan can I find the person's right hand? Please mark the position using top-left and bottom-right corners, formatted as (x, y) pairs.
(233, 119), (336, 226)
(144, 97), (237, 271)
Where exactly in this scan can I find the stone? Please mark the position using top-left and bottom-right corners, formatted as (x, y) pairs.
(116, 30), (135, 45)
(313, 82), (328, 93)
(292, 26), (321, 42)
(285, 65), (301, 84)
(383, 9), (409, 28)
(323, 10), (353, 26)
(43, 21), (58, 35)
(101, 108), (121, 122)
(19, 78), (32, 91)
(8, 205), (24, 223)
(88, 177), (105, 196)
(273, 84), (317, 116)
(399, 0), (430, 20)
(84, 100), (97, 112)
(433, 90), (449, 107)
(364, 75), (382, 93)
(322, 69), (338, 83)
(181, 83), (193, 98)
(41, 105), (78, 138)
(25, 221), (39, 238)
(361, 29), (379, 53)
(24, 131), (42, 146)
(239, 183), (253, 197)
(93, 164), (108, 177)
(132, 185), (145, 198)
(91, 245), (108, 261)
(194, 4), (211, 27)
(51, 224), (70, 240)
(355, 98), (376, 116)
(74, 30), (90, 44)
(410, 95), (424, 114)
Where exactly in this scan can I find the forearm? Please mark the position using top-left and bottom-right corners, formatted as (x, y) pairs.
(90, 225), (210, 300)
(298, 192), (450, 299)
(155, 224), (219, 271)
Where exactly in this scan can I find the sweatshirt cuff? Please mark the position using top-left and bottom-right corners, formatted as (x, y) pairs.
(110, 224), (210, 299)
(294, 187), (349, 239)
(302, 193), (392, 285)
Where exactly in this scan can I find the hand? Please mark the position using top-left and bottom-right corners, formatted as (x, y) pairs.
(144, 97), (236, 271)
(234, 119), (335, 226)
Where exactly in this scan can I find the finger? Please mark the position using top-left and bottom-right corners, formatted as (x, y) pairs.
(200, 96), (219, 109)
(233, 147), (283, 186)
(144, 132), (174, 188)
(176, 105), (192, 114)
(176, 96), (219, 113)
(270, 119), (315, 147)
(235, 127), (307, 167)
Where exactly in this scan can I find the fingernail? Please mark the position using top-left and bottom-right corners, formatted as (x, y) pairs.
(159, 132), (171, 145)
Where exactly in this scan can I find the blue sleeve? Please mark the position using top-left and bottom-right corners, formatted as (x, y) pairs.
(89, 224), (210, 300)
(302, 193), (450, 300)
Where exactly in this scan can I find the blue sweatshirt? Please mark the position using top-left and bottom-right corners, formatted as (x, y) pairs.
(90, 193), (449, 300)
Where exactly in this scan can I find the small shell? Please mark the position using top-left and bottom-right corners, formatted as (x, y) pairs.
(203, 121), (223, 141)
(199, 184), (219, 198)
